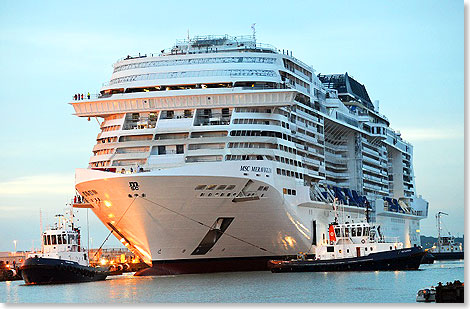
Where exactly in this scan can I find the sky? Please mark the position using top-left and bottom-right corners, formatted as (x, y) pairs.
(0, 0), (464, 251)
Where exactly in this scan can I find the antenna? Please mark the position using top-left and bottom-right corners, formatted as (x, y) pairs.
(333, 198), (338, 222)
(251, 23), (256, 44)
(436, 211), (448, 253)
(186, 29), (190, 55)
(87, 208), (90, 266)
(39, 209), (43, 252)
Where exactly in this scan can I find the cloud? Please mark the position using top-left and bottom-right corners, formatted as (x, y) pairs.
(0, 173), (75, 196)
(399, 127), (463, 141)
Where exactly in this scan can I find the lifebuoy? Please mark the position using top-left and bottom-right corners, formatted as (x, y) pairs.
(361, 239), (366, 244)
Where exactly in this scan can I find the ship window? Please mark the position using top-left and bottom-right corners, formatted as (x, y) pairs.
(351, 227), (356, 237)
(58, 235), (62, 245)
(207, 184), (217, 190)
(158, 146), (166, 155)
(216, 185), (227, 190)
(47, 235), (51, 245)
(176, 145), (184, 154)
(335, 228), (340, 237)
(364, 227), (369, 236)
(51, 235), (57, 245)
(226, 185), (236, 190)
(195, 185), (206, 190)
(327, 246), (334, 252)
(344, 228), (349, 237)
(68, 235), (73, 244)
(184, 110), (192, 118)
(62, 235), (67, 244)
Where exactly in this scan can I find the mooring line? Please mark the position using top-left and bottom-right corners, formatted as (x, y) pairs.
(91, 196), (137, 261)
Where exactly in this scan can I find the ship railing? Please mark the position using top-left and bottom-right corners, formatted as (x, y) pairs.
(115, 53), (151, 63)
(238, 86), (278, 91)
(379, 236), (400, 243)
(71, 93), (101, 101)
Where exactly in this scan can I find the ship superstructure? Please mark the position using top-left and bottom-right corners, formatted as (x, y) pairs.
(70, 34), (428, 274)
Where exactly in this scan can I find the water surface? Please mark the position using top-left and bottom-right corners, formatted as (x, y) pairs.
(1, 260), (463, 303)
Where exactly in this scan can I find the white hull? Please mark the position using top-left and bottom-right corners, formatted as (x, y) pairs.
(75, 160), (421, 266)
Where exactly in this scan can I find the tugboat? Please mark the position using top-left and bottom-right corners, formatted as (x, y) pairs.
(429, 212), (464, 260)
(20, 207), (109, 284)
(268, 200), (425, 273)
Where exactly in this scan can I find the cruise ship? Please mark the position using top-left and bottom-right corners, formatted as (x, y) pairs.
(71, 34), (429, 275)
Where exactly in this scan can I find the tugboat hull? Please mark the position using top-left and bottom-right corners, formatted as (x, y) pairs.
(269, 247), (425, 273)
(431, 252), (464, 260)
(20, 257), (108, 285)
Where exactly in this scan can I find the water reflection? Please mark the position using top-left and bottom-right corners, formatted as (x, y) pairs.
(0, 260), (464, 303)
